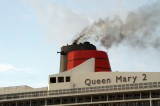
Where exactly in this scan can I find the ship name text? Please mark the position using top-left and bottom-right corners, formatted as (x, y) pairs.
(85, 74), (147, 86)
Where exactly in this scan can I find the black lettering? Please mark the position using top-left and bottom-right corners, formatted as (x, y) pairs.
(123, 77), (127, 82)
(107, 79), (111, 83)
(92, 80), (96, 85)
(97, 79), (101, 84)
(133, 76), (137, 83)
(142, 74), (147, 81)
(102, 79), (106, 84)
(116, 76), (122, 83)
(85, 79), (91, 86)
(128, 77), (131, 82)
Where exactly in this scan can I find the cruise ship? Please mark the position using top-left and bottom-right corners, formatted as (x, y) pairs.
(0, 42), (160, 106)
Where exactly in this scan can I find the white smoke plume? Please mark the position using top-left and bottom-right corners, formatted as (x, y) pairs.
(73, 0), (160, 50)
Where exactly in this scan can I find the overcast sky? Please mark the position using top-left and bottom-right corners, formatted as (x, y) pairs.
(0, 0), (159, 88)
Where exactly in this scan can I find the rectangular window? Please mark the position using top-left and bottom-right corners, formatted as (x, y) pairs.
(77, 97), (83, 103)
(141, 92), (149, 98)
(69, 98), (75, 103)
(54, 99), (61, 105)
(62, 98), (68, 104)
(50, 77), (56, 83)
(66, 76), (70, 82)
(58, 77), (64, 83)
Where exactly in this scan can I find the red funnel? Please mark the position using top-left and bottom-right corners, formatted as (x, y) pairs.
(67, 50), (111, 72)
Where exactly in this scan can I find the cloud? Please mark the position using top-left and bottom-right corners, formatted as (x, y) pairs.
(0, 63), (39, 74)
(0, 64), (14, 72)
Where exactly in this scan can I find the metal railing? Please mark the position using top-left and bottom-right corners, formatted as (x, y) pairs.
(0, 81), (160, 101)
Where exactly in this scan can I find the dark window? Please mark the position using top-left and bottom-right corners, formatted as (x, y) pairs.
(47, 99), (54, 105)
(69, 98), (76, 103)
(99, 95), (107, 101)
(40, 100), (45, 105)
(108, 94), (123, 101)
(24, 102), (30, 106)
(10, 103), (16, 106)
(84, 96), (91, 102)
(58, 77), (64, 83)
(31, 101), (38, 106)
(124, 92), (140, 100)
(92, 96), (99, 102)
(62, 98), (68, 104)
(50, 77), (56, 83)
(141, 92), (150, 98)
(66, 76), (70, 82)
(77, 97), (83, 103)
(54, 99), (61, 105)
(152, 91), (160, 98)
(152, 100), (160, 106)
(108, 94), (116, 101)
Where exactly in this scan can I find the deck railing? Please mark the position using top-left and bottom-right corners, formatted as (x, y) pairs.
(0, 81), (160, 101)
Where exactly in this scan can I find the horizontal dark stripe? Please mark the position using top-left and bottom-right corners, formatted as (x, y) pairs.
(68, 58), (108, 61)
(95, 67), (111, 70)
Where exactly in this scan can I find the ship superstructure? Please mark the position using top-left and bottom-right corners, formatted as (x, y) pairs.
(0, 42), (160, 106)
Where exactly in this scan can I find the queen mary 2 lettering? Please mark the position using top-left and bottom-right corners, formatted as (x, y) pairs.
(85, 74), (147, 86)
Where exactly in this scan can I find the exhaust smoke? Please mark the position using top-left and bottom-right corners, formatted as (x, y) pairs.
(72, 1), (160, 50)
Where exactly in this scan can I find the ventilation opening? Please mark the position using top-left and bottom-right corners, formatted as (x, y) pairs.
(50, 77), (56, 83)
(66, 76), (70, 82)
(58, 77), (64, 83)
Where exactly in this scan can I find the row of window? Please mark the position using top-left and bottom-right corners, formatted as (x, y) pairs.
(0, 91), (160, 106)
(0, 99), (155, 106)
(0, 101), (153, 106)
(50, 76), (70, 83)
(80, 101), (150, 106)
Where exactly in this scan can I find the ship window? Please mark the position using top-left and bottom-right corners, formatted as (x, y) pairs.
(152, 91), (160, 98)
(141, 92), (149, 98)
(77, 97), (83, 103)
(62, 98), (68, 104)
(40, 100), (45, 105)
(54, 99), (61, 104)
(50, 77), (56, 83)
(58, 77), (64, 83)
(47, 99), (54, 105)
(92, 96), (99, 102)
(69, 98), (76, 103)
(66, 76), (70, 82)
(84, 96), (91, 102)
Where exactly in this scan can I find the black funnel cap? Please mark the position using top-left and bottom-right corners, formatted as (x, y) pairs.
(59, 41), (96, 73)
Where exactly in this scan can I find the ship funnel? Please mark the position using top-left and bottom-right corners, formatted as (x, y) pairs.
(59, 42), (111, 73)
(59, 42), (96, 73)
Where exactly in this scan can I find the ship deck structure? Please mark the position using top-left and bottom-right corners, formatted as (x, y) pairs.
(0, 42), (160, 106)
